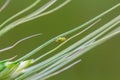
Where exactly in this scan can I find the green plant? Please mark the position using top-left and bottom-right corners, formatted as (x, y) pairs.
(0, 0), (120, 80)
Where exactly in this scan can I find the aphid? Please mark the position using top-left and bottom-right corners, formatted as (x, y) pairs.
(56, 37), (67, 43)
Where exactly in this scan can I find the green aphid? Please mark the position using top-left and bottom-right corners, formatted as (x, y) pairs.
(56, 37), (67, 43)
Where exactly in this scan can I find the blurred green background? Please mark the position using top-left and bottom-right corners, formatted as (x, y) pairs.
(0, 0), (120, 80)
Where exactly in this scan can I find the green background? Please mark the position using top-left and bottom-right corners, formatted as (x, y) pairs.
(0, 0), (120, 80)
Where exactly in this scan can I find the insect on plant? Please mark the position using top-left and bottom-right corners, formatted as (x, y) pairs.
(55, 37), (67, 43)
(0, 0), (120, 80)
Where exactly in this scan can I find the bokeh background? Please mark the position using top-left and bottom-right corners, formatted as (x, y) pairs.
(0, 0), (120, 80)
